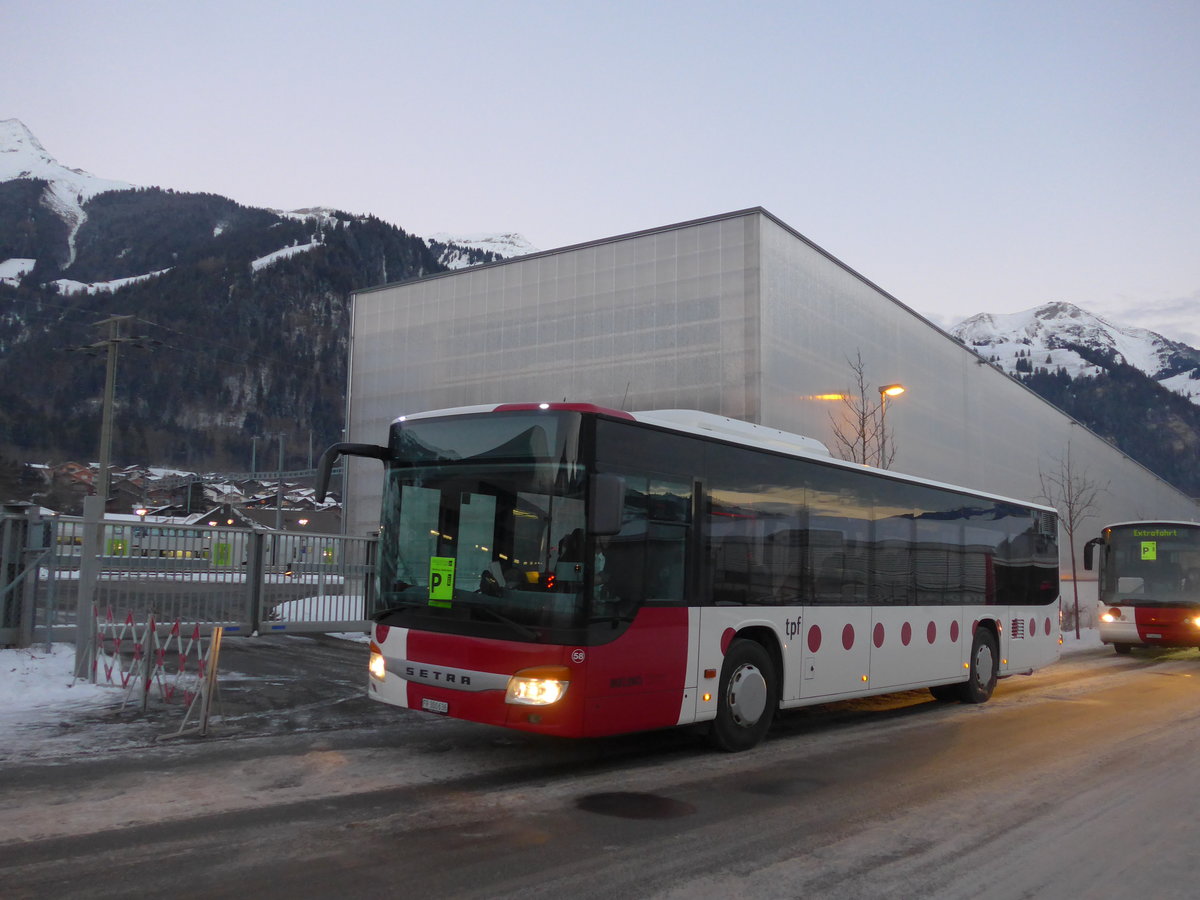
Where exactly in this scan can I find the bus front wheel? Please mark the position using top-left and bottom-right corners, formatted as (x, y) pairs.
(1114, 643), (1132, 655)
(958, 628), (998, 703)
(708, 639), (776, 752)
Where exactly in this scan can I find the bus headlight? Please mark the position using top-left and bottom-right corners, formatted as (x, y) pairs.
(506, 666), (571, 706)
(369, 647), (387, 681)
(1100, 608), (1121, 623)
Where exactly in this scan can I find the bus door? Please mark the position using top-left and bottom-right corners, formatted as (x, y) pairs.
(800, 525), (872, 699)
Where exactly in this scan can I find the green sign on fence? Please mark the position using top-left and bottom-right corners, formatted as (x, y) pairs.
(213, 542), (232, 566)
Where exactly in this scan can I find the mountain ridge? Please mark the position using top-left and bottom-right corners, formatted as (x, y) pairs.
(952, 302), (1200, 495)
(952, 301), (1200, 406)
(0, 117), (536, 282)
(0, 122), (451, 470)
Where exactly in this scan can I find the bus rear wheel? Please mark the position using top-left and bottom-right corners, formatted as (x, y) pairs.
(708, 639), (776, 752)
(958, 628), (998, 703)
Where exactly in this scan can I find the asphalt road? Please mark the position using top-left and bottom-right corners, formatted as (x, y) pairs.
(2, 637), (1198, 899)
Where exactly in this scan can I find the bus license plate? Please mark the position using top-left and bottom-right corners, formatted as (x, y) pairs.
(421, 698), (449, 715)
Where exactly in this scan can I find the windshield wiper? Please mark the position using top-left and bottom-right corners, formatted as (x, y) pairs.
(1119, 598), (1198, 608)
(448, 597), (542, 641)
(373, 599), (424, 624)
(372, 595), (542, 641)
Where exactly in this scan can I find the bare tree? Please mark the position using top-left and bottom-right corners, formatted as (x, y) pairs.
(1038, 441), (1108, 638)
(828, 351), (897, 469)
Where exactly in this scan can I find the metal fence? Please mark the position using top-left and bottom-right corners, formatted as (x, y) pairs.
(1, 507), (377, 648)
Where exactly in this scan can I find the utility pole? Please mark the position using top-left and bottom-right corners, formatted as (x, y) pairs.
(67, 315), (135, 504)
(66, 315), (155, 679)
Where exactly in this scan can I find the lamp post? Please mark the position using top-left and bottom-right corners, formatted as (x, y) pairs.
(878, 384), (906, 468)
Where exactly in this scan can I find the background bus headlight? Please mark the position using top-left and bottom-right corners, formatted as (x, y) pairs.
(506, 666), (571, 705)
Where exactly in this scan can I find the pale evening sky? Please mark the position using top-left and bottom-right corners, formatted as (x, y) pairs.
(4, 0), (1198, 339)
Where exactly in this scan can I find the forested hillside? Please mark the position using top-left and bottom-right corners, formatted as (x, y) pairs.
(1017, 351), (1200, 497)
(0, 183), (444, 470)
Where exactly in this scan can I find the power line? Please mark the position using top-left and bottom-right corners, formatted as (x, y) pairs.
(132, 315), (335, 374)
(3, 289), (343, 376)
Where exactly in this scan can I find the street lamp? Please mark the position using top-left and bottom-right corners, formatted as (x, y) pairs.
(878, 384), (906, 467)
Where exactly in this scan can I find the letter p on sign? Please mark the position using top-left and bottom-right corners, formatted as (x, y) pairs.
(429, 556), (456, 606)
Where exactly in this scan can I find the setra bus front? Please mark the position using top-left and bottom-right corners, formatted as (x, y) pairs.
(318, 404), (693, 740)
(1085, 521), (1200, 654)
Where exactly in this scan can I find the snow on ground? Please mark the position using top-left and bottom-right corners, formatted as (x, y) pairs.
(51, 267), (172, 295)
(0, 643), (114, 720)
(250, 240), (321, 272)
(0, 257), (35, 286)
(0, 644), (125, 760)
(270, 593), (365, 621)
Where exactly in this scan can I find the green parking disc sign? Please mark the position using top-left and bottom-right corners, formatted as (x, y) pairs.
(1140, 541), (1157, 561)
(429, 556), (456, 607)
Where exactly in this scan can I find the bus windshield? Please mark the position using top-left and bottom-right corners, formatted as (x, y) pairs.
(1101, 525), (1200, 606)
(375, 412), (590, 640)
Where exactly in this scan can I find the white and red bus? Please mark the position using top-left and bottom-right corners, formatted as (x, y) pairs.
(1085, 521), (1200, 654)
(320, 403), (1061, 751)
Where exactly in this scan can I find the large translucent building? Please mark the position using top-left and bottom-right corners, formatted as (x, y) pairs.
(344, 208), (1199, 564)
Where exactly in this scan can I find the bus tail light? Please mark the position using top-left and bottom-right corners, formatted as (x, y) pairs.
(506, 665), (571, 706)
(369, 643), (387, 681)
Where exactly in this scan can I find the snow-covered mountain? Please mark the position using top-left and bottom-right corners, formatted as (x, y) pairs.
(0, 119), (135, 268)
(953, 301), (1200, 405)
(426, 232), (539, 269)
(0, 119), (135, 210)
(0, 118), (534, 284)
(0, 120), (544, 471)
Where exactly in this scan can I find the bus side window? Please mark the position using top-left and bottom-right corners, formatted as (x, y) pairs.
(594, 475), (691, 609)
(706, 446), (802, 607)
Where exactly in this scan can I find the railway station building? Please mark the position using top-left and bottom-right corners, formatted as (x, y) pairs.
(343, 207), (1199, 578)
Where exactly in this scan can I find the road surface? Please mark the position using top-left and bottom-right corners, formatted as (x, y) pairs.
(1, 637), (1197, 898)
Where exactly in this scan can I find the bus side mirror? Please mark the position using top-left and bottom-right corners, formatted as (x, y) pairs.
(590, 473), (625, 536)
(315, 442), (389, 502)
(1083, 537), (1101, 571)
